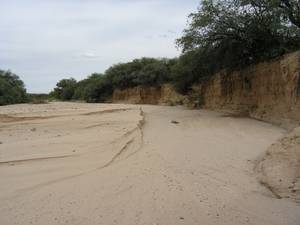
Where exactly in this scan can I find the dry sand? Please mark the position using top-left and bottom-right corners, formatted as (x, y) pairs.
(0, 102), (299, 225)
(257, 126), (300, 202)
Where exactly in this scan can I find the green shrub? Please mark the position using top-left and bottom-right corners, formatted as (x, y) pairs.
(51, 78), (77, 101)
(0, 70), (27, 105)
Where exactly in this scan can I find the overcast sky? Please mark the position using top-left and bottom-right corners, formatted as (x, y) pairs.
(0, 0), (199, 93)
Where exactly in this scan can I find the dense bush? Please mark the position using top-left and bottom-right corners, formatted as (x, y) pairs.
(81, 74), (112, 103)
(51, 58), (174, 102)
(0, 70), (27, 105)
(105, 58), (174, 90)
(50, 78), (77, 101)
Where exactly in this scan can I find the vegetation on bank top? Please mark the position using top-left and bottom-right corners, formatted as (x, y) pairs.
(173, 0), (300, 92)
(1, 0), (300, 105)
(51, 0), (300, 101)
(50, 58), (176, 102)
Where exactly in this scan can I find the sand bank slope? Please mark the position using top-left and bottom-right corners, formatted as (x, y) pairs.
(257, 127), (300, 201)
(0, 102), (299, 225)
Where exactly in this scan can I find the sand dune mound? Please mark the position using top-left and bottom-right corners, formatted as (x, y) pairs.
(257, 127), (300, 202)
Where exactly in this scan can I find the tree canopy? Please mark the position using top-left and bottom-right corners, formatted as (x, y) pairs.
(0, 70), (27, 105)
(51, 78), (77, 101)
(51, 58), (174, 102)
(173, 0), (300, 93)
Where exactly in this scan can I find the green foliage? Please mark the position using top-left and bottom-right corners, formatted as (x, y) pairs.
(52, 78), (77, 101)
(51, 58), (174, 102)
(174, 0), (300, 93)
(0, 70), (27, 105)
(242, 0), (300, 28)
(105, 58), (173, 90)
(171, 51), (201, 93)
(27, 93), (49, 104)
(277, 0), (300, 28)
(81, 74), (112, 103)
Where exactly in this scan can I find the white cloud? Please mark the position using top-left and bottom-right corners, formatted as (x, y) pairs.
(79, 52), (101, 59)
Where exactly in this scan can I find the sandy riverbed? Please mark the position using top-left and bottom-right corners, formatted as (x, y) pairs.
(0, 102), (299, 225)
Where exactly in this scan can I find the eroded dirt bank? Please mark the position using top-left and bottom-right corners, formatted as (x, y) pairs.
(190, 51), (300, 128)
(112, 52), (300, 203)
(0, 102), (299, 225)
(113, 51), (300, 128)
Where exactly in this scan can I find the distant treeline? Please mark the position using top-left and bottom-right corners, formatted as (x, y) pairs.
(50, 58), (176, 102)
(1, 0), (300, 105)
(51, 0), (300, 102)
(27, 93), (50, 104)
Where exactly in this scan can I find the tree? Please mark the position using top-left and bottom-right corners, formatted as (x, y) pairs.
(173, 0), (300, 92)
(177, 0), (300, 63)
(0, 70), (27, 105)
(50, 57), (176, 103)
(83, 76), (112, 103)
(105, 58), (173, 90)
(277, 0), (300, 28)
(242, 0), (300, 28)
(133, 59), (172, 87)
(52, 78), (77, 100)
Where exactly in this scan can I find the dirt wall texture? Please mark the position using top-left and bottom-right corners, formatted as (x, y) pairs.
(113, 51), (300, 128)
(113, 84), (186, 106)
(190, 51), (300, 128)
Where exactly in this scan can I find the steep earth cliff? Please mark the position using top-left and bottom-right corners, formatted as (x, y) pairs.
(113, 84), (185, 106)
(191, 51), (300, 128)
(113, 51), (300, 128)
